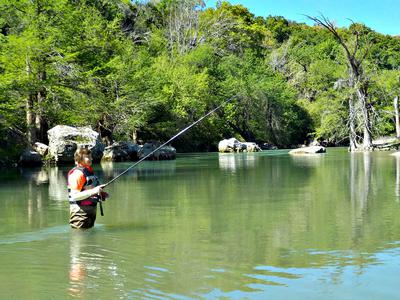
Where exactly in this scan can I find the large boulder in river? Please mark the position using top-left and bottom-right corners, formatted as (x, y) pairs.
(218, 138), (261, 153)
(102, 141), (140, 162)
(138, 142), (176, 160)
(289, 146), (326, 155)
(47, 125), (104, 163)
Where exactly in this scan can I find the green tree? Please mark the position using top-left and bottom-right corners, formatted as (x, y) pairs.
(217, 51), (310, 147)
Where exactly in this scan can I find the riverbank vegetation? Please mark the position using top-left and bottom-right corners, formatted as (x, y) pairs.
(1, 0), (400, 156)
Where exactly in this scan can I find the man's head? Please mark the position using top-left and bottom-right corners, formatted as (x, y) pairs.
(74, 147), (92, 165)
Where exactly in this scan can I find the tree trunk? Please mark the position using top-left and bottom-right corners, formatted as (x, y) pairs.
(356, 88), (373, 150)
(26, 94), (36, 145)
(26, 58), (36, 145)
(394, 96), (400, 138)
(35, 70), (48, 144)
(132, 129), (137, 143)
(348, 73), (358, 152)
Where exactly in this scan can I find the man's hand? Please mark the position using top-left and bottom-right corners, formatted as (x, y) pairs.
(100, 191), (109, 200)
(92, 184), (106, 196)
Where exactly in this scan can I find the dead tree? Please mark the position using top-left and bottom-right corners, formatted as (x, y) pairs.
(307, 15), (373, 151)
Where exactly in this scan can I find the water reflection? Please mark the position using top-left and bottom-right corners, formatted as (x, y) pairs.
(68, 230), (124, 298)
(48, 167), (68, 202)
(3, 151), (400, 299)
(26, 179), (49, 227)
(218, 153), (258, 172)
(395, 155), (400, 200)
(69, 232), (88, 298)
(289, 153), (325, 168)
(350, 153), (371, 229)
(100, 161), (125, 182)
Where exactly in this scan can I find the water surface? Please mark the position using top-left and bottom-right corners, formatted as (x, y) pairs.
(0, 148), (400, 299)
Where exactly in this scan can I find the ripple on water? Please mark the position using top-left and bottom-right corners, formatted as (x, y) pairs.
(0, 225), (70, 245)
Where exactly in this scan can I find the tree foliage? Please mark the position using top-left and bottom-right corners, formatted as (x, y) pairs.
(1, 0), (400, 154)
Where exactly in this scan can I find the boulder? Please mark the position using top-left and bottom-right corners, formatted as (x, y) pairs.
(33, 142), (49, 156)
(47, 125), (104, 163)
(289, 146), (326, 155)
(120, 141), (141, 160)
(19, 150), (43, 166)
(218, 138), (261, 153)
(260, 143), (278, 150)
(373, 137), (400, 150)
(243, 142), (262, 152)
(138, 142), (176, 160)
(102, 141), (140, 162)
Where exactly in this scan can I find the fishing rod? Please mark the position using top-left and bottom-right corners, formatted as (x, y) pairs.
(102, 96), (235, 187)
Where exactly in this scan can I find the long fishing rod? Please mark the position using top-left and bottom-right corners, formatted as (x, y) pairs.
(103, 96), (235, 187)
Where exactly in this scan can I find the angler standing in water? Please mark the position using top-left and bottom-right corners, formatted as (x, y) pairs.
(67, 147), (109, 229)
(65, 97), (232, 228)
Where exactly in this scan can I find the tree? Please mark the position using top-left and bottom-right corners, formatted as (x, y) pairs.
(217, 51), (310, 147)
(0, 0), (137, 145)
(371, 70), (400, 137)
(307, 16), (373, 151)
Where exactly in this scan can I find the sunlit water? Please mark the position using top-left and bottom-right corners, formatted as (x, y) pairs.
(1, 148), (400, 299)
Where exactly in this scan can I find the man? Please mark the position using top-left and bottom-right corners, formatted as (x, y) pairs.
(67, 147), (109, 229)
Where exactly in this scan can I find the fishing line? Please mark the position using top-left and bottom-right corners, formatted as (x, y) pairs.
(103, 96), (235, 187)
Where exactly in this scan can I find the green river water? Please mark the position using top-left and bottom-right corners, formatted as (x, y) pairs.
(0, 148), (400, 299)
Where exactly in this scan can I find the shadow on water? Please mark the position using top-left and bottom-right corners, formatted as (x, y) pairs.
(0, 225), (70, 245)
(0, 220), (156, 245)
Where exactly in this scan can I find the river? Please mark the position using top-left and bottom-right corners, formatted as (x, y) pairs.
(0, 148), (399, 299)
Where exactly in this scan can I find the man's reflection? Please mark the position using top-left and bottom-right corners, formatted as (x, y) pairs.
(68, 229), (123, 298)
(69, 231), (88, 298)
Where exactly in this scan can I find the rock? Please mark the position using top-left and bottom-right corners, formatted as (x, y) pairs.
(102, 145), (128, 162)
(243, 142), (262, 152)
(289, 146), (326, 155)
(33, 142), (49, 156)
(19, 150), (43, 166)
(138, 142), (176, 160)
(260, 143), (278, 150)
(309, 140), (321, 146)
(102, 141), (140, 162)
(47, 125), (104, 163)
(218, 138), (241, 152)
(218, 138), (261, 153)
(120, 141), (140, 160)
(373, 137), (400, 150)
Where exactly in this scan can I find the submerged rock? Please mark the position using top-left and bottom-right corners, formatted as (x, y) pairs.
(373, 137), (400, 150)
(289, 146), (326, 155)
(102, 141), (140, 162)
(138, 142), (176, 160)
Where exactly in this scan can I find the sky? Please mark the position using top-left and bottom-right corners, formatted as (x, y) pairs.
(205, 0), (400, 36)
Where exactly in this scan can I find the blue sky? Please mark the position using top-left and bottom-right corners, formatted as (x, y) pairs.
(205, 0), (399, 36)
